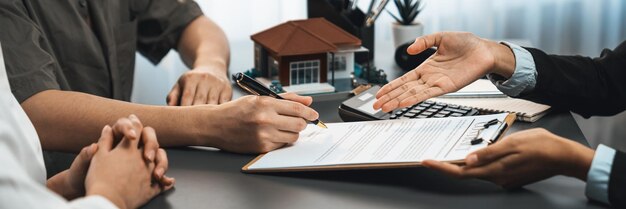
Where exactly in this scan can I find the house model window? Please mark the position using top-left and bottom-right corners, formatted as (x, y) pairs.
(290, 60), (320, 85)
(251, 18), (367, 94)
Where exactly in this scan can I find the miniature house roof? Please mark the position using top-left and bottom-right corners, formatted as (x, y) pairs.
(251, 18), (362, 56)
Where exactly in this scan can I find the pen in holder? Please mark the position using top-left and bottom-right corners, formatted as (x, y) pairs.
(471, 119), (504, 145)
(307, 0), (375, 65)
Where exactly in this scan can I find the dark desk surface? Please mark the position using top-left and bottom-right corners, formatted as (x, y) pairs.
(143, 92), (607, 209)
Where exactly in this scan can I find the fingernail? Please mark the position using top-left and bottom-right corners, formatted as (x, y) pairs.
(147, 150), (155, 162)
(422, 160), (437, 167)
(167, 177), (176, 185)
(129, 129), (137, 139)
(466, 154), (478, 166)
(155, 168), (164, 178)
(88, 143), (97, 156)
(129, 114), (138, 119)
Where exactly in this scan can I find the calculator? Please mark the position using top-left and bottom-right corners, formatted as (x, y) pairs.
(338, 85), (479, 122)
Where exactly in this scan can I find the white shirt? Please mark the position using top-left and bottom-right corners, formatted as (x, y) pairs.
(0, 43), (117, 209)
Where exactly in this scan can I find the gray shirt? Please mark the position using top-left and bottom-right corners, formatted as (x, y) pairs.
(0, 0), (203, 103)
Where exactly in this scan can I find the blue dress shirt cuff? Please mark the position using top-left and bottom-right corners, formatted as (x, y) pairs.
(486, 42), (537, 97)
(586, 144), (617, 204)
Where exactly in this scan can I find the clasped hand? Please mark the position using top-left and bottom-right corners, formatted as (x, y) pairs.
(49, 115), (174, 209)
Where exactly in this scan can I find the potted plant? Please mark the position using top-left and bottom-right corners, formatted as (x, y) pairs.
(388, 0), (424, 47)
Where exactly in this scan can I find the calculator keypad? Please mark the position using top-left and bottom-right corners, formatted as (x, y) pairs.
(389, 101), (479, 119)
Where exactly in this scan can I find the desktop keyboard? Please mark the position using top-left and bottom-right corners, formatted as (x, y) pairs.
(389, 100), (479, 120)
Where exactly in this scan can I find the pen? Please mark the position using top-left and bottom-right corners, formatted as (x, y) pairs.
(232, 72), (328, 129)
(365, 0), (389, 27)
(470, 119), (502, 145)
(364, 0), (377, 24)
(351, 0), (359, 10)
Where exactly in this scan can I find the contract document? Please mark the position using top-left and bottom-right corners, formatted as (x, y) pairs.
(243, 113), (515, 172)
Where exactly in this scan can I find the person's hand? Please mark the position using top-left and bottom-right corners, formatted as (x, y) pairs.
(203, 92), (320, 153)
(373, 32), (516, 112)
(111, 114), (172, 186)
(166, 66), (232, 106)
(46, 143), (99, 200)
(422, 128), (595, 188)
(46, 114), (173, 200)
(86, 125), (174, 209)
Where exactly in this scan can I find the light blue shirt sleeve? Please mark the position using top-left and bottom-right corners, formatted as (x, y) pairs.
(586, 144), (617, 204)
(486, 42), (537, 97)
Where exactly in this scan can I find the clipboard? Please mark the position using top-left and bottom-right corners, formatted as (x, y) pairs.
(242, 113), (516, 173)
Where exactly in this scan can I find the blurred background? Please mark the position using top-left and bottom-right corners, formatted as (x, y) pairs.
(132, 0), (626, 150)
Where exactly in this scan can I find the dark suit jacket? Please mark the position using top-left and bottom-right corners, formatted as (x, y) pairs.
(521, 41), (626, 207)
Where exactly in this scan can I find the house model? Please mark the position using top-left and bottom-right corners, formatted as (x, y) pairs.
(251, 18), (367, 94)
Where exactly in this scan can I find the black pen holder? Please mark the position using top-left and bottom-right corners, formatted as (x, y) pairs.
(307, 0), (375, 65)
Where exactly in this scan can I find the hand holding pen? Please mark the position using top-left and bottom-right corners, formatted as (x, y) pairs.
(233, 73), (328, 128)
(209, 74), (322, 153)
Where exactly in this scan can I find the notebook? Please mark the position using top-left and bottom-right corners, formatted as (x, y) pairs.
(430, 97), (550, 122)
(440, 79), (506, 98)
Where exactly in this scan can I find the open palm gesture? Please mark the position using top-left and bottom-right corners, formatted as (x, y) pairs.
(373, 32), (513, 112)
